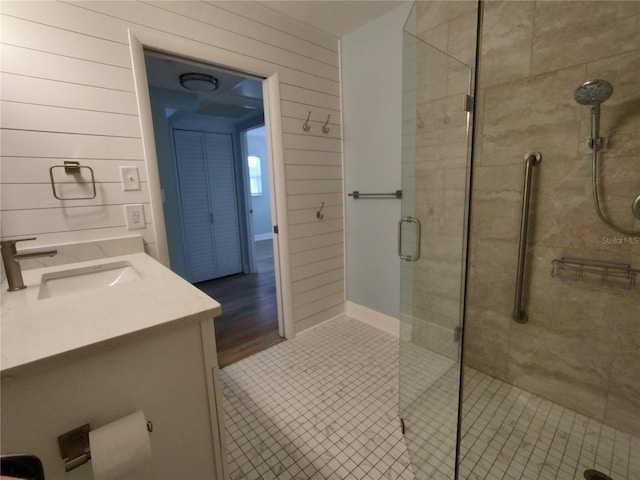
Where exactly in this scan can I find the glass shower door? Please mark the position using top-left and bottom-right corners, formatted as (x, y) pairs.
(398, 24), (474, 480)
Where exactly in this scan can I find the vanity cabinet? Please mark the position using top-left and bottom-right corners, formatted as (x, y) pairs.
(0, 253), (228, 480)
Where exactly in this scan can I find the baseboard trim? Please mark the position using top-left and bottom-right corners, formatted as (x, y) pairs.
(345, 301), (400, 337)
(296, 310), (347, 337)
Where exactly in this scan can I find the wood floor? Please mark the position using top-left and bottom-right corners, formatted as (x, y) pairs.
(195, 239), (284, 368)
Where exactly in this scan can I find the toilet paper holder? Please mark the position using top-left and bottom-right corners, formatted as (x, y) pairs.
(57, 421), (153, 472)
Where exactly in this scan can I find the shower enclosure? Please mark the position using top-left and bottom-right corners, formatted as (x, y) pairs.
(400, 2), (640, 480)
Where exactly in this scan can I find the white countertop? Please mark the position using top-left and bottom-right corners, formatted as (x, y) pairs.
(1, 253), (221, 375)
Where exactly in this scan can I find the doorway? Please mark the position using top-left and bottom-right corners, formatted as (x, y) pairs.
(143, 50), (284, 366)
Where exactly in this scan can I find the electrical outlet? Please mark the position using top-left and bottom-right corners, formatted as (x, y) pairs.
(120, 166), (140, 191)
(124, 204), (145, 230)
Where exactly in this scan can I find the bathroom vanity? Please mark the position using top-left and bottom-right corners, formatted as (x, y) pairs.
(1, 252), (228, 479)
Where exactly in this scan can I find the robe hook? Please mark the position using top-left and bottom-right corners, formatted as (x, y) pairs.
(316, 202), (325, 220)
(303, 111), (311, 132)
(322, 114), (331, 134)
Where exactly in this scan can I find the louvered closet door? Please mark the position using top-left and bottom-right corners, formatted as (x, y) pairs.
(204, 132), (242, 277)
(173, 129), (218, 282)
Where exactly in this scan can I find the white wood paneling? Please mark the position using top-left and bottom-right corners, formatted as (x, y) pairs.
(1, 44), (134, 91)
(285, 165), (343, 180)
(293, 291), (344, 322)
(1, 102), (141, 138)
(288, 219), (344, 240)
(213, 1), (338, 53)
(0, 130), (144, 159)
(147, 1), (339, 67)
(285, 192), (343, 210)
(282, 134), (342, 153)
(290, 243), (344, 268)
(287, 206), (343, 225)
(284, 149), (343, 166)
(1, 0), (132, 43)
(292, 267), (344, 295)
(1, 204), (152, 236)
(1, 14), (131, 67)
(281, 101), (340, 125)
(0, 73), (138, 115)
(293, 279), (344, 309)
(286, 179), (343, 195)
(291, 255), (344, 282)
(1, 158), (148, 183)
(1, 183), (149, 210)
(289, 231), (344, 254)
(281, 117), (341, 139)
(280, 84), (341, 110)
(0, 0), (344, 332)
(73, 1), (339, 81)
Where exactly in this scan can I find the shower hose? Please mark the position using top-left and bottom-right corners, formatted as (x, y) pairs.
(591, 148), (640, 236)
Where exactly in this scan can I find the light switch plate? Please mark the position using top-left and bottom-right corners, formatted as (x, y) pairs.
(120, 166), (140, 191)
(124, 204), (145, 230)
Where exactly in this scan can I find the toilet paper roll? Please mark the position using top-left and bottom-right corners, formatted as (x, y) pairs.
(89, 411), (152, 479)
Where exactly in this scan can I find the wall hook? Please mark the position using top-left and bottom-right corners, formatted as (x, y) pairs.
(322, 114), (331, 134)
(316, 202), (325, 220)
(416, 110), (424, 129)
(303, 111), (312, 132)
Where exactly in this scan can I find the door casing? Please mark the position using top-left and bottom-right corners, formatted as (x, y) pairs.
(128, 28), (292, 340)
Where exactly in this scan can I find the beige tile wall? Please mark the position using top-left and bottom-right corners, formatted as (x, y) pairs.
(466, 1), (640, 435)
(401, 1), (477, 359)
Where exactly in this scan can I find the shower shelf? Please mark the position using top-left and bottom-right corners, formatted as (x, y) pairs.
(551, 257), (638, 290)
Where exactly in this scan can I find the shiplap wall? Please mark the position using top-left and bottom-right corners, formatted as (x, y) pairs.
(0, 0), (345, 333)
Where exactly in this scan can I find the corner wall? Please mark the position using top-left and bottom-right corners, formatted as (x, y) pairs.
(341, 2), (413, 320)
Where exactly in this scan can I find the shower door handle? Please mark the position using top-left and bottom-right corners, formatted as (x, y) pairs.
(398, 217), (421, 261)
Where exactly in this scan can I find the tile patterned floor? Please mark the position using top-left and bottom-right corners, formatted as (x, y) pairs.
(220, 317), (639, 480)
(220, 317), (413, 480)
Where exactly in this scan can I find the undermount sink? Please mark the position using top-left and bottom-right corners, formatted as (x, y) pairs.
(38, 261), (140, 299)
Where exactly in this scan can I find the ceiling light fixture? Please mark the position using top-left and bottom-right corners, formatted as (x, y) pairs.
(179, 73), (218, 92)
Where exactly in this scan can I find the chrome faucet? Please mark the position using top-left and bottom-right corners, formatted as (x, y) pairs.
(1, 237), (58, 291)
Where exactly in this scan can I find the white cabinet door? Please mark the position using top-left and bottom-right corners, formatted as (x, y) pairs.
(173, 129), (242, 283)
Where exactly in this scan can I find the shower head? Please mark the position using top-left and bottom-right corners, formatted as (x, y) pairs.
(574, 79), (614, 106)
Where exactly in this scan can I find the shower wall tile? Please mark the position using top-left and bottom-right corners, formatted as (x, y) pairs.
(447, 10), (478, 68)
(468, 165), (522, 243)
(585, 51), (640, 136)
(531, 1), (640, 77)
(606, 293), (640, 355)
(480, 65), (585, 167)
(417, 23), (447, 53)
(507, 323), (609, 421)
(466, 239), (518, 314)
(462, 306), (510, 380)
(604, 352), (640, 434)
(477, 1), (535, 88)
(466, 0), (640, 436)
(415, 1), (477, 38)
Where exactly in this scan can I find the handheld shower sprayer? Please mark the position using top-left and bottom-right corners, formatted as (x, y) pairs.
(574, 79), (613, 151)
(574, 79), (640, 230)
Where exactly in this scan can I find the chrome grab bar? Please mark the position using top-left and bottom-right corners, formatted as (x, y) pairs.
(398, 216), (421, 261)
(513, 151), (541, 323)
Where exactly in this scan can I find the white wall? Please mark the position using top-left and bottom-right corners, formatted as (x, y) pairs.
(341, 2), (412, 319)
(0, 0), (344, 332)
